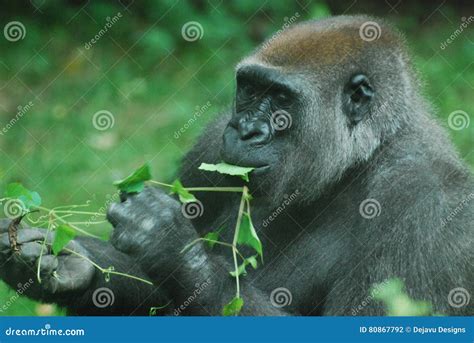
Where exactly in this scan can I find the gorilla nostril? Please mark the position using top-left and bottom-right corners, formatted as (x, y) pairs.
(240, 129), (261, 141)
(238, 121), (271, 145)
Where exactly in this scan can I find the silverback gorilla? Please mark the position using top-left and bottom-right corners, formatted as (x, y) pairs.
(0, 16), (473, 316)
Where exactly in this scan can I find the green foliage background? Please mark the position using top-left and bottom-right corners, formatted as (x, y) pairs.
(0, 0), (472, 315)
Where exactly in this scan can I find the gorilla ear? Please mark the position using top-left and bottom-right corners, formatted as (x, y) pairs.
(343, 74), (374, 125)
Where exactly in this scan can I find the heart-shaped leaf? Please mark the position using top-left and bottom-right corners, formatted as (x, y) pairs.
(52, 225), (76, 255)
(170, 179), (196, 203)
(222, 296), (244, 316)
(230, 255), (258, 277)
(199, 162), (254, 182)
(4, 183), (41, 211)
(237, 213), (263, 259)
(113, 163), (152, 193)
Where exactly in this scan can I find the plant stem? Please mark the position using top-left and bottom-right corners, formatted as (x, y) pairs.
(61, 247), (153, 285)
(50, 203), (94, 210)
(148, 180), (173, 188)
(149, 180), (244, 193)
(181, 238), (246, 261)
(37, 217), (54, 283)
(35, 206), (101, 239)
(185, 187), (244, 192)
(231, 186), (248, 299)
(52, 210), (105, 216)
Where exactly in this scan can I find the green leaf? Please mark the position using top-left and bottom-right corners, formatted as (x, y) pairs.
(372, 278), (433, 316)
(237, 213), (263, 259)
(52, 225), (76, 256)
(4, 183), (42, 211)
(222, 297), (244, 316)
(198, 162), (255, 182)
(170, 179), (196, 203)
(203, 231), (220, 248)
(113, 163), (152, 193)
(230, 255), (258, 277)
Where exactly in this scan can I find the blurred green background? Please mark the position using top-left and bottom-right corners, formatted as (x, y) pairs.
(0, 0), (472, 315)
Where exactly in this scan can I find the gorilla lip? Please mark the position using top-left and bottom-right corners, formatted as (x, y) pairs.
(251, 165), (270, 175)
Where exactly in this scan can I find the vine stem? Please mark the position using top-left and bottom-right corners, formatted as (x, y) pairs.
(37, 215), (54, 283)
(181, 238), (246, 261)
(185, 187), (244, 192)
(232, 186), (248, 299)
(148, 180), (244, 193)
(34, 206), (101, 239)
(52, 210), (105, 216)
(61, 247), (153, 285)
(148, 180), (173, 187)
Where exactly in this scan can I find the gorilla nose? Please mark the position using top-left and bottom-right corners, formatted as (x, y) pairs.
(238, 120), (271, 145)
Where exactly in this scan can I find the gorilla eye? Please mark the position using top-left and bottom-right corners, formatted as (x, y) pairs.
(242, 84), (258, 100)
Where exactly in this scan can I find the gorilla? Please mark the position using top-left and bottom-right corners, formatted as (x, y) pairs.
(0, 15), (473, 316)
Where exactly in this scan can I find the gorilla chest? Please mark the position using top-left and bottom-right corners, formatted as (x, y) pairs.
(205, 207), (346, 314)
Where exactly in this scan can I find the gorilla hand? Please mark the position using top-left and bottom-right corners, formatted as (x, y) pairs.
(107, 186), (209, 282)
(0, 219), (95, 302)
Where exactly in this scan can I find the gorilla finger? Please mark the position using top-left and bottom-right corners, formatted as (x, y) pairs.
(106, 202), (133, 227)
(56, 239), (89, 257)
(110, 226), (136, 253)
(52, 256), (95, 293)
(0, 219), (11, 233)
(139, 186), (168, 202)
(12, 241), (45, 265)
(16, 228), (50, 244)
(37, 255), (59, 280)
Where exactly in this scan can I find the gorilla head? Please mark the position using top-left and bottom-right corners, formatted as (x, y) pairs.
(221, 16), (420, 203)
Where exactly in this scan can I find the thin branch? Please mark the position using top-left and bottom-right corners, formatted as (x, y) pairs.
(231, 186), (248, 299)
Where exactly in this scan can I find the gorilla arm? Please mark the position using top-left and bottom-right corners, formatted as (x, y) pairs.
(0, 219), (168, 315)
(107, 187), (290, 316)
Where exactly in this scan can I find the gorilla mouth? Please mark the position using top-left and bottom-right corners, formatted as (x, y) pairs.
(222, 155), (270, 176)
(251, 165), (270, 176)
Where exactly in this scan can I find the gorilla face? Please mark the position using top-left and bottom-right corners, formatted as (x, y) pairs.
(221, 64), (301, 193)
(221, 61), (378, 202)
